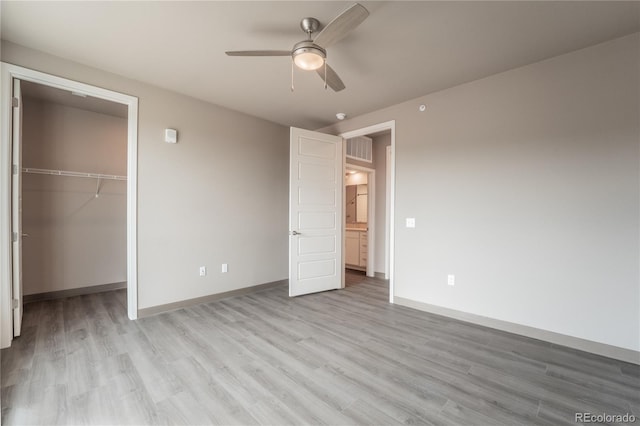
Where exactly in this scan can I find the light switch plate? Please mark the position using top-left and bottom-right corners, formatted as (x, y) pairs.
(406, 218), (416, 228)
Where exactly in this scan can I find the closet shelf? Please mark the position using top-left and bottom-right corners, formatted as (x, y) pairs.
(22, 167), (127, 181)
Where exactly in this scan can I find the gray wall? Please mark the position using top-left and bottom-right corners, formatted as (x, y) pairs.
(2, 41), (290, 310)
(22, 98), (127, 295)
(322, 33), (640, 352)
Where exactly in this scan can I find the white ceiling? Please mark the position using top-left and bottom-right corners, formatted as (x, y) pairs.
(2, 1), (639, 129)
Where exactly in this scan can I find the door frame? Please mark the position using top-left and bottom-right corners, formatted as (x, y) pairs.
(0, 63), (139, 348)
(385, 145), (392, 281)
(344, 163), (375, 278)
(340, 121), (395, 303)
(11, 77), (23, 337)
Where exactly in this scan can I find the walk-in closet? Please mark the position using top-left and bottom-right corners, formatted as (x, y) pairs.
(20, 81), (128, 302)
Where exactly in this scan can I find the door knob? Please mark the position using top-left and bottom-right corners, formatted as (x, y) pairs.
(22, 233), (29, 238)
(291, 231), (301, 236)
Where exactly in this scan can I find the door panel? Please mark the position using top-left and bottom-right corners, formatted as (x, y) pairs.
(11, 78), (23, 337)
(298, 259), (336, 280)
(298, 162), (334, 181)
(289, 127), (342, 297)
(297, 137), (337, 158)
(298, 187), (336, 205)
(298, 211), (336, 230)
(298, 235), (336, 255)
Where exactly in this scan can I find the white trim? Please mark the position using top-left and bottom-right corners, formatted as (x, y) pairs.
(126, 90), (139, 321)
(1, 65), (14, 348)
(1, 63), (139, 348)
(341, 137), (346, 292)
(340, 121), (396, 303)
(395, 296), (640, 365)
(385, 145), (391, 280)
(344, 163), (375, 278)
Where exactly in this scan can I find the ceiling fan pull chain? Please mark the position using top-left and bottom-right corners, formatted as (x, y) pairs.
(324, 61), (327, 89)
(291, 58), (295, 92)
(324, 60), (328, 90)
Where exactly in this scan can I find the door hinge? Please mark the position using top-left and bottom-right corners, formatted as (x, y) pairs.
(12, 299), (19, 309)
(12, 164), (18, 175)
(12, 232), (17, 242)
(12, 97), (19, 108)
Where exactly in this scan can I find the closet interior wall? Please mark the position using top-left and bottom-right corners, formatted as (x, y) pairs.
(22, 93), (127, 296)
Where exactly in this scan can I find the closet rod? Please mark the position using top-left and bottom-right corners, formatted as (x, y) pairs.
(22, 167), (127, 181)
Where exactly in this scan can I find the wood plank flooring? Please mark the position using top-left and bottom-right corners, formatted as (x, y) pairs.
(2, 271), (639, 425)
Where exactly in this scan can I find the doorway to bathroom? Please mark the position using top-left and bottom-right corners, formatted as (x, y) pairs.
(342, 123), (394, 298)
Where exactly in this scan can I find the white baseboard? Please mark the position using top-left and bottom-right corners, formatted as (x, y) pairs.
(394, 296), (640, 365)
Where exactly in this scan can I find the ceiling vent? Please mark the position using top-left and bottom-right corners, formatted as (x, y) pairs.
(346, 136), (373, 163)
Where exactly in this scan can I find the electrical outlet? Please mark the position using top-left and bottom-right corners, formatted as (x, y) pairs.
(406, 218), (416, 228)
(221, 263), (228, 273)
(447, 274), (455, 286)
(199, 266), (207, 277)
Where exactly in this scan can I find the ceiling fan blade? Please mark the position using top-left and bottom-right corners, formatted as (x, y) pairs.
(225, 50), (291, 57)
(313, 3), (369, 49)
(317, 64), (346, 92)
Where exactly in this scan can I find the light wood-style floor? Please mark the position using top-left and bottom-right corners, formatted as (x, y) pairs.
(2, 271), (639, 425)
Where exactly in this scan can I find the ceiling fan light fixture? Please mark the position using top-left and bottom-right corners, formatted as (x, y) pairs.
(226, 3), (369, 91)
(292, 42), (326, 71)
(294, 52), (324, 70)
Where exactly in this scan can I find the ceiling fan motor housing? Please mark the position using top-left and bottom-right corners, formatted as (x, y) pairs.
(300, 17), (321, 35)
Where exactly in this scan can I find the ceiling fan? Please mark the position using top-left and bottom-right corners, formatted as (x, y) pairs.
(225, 3), (369, 92)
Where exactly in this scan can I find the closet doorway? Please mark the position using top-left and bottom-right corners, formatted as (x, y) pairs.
(21, 80), (128, 300)
(1, 64), (138, 348)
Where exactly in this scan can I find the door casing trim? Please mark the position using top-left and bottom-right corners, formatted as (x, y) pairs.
(0, 63), (139, 348)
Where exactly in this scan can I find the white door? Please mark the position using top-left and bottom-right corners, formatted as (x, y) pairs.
(11, 78), (23, 337)
(289, 127), (343, 297)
